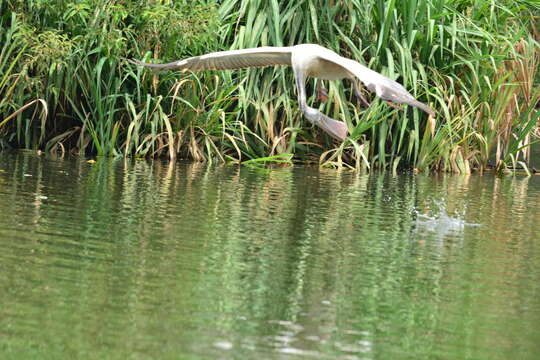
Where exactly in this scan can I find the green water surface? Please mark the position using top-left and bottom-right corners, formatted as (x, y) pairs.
(0, 152), (539, 359)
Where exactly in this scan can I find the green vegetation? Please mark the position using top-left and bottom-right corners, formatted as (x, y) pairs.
(0, 0), (538, 173)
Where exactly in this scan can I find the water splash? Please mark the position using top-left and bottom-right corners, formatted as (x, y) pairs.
(413, 200), (480, 238)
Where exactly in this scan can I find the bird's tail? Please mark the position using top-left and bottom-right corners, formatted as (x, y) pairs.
(317, 114), (349, 141)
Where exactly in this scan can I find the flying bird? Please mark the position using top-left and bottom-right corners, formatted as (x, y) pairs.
(130, 44), (435, 141)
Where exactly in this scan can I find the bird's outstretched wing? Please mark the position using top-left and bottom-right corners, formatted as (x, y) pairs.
(130, 47), (293, 71)
(315, 51), (435, 117)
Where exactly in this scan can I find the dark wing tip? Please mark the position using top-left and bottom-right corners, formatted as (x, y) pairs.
(407, 99), (435, 117)
(423, 104), (436, 117)
(127, 59), (151, 66)
(126, 59), (176, 71)
(128, 59), (146, 66)
(382, 86), (435, 117)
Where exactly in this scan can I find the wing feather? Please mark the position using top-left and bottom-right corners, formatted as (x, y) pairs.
(130, 47), (293, 71)
(130, 44), (434, 116)
(315, 51), (435, 116)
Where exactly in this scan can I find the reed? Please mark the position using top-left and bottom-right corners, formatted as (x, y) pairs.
(0, 0), (538, 173)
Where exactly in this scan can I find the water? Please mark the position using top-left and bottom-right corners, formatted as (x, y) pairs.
(1, 152), (539, 359)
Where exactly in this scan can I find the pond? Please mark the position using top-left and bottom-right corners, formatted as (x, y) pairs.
(1, 152), (539, 359)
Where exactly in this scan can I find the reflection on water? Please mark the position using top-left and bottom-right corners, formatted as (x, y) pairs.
(0, 152), (539, 359)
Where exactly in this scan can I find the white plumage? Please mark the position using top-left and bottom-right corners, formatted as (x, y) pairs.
(131, 44), (434, 140)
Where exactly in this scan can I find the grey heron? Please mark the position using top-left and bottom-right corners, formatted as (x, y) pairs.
(130, 44), (435, 141)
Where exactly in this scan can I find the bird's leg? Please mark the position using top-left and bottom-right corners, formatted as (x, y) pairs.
(386, 101), (404, 111)
(293, 66), (347, 140)
(316, 79), (329, 102)
(352, 80), (370, 108)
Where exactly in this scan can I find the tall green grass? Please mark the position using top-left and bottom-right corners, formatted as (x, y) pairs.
(0, 0), (538, 173)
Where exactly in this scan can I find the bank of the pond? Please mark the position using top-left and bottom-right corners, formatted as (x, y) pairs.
(0, 1), (539, 172)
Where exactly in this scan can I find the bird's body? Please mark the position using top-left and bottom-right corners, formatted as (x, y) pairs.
(131, 44), (434, 140)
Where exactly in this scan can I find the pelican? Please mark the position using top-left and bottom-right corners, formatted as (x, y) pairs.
(130, 44), (434, 141)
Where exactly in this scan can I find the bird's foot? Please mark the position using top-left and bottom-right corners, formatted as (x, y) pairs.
(317, 87), (329, 102)
(357, 96), (371, 108)
(386, 101), (403, 111)
(317, 113), (348, 141)
(304, 106), (348, 141)
(354, 89), (370, 108)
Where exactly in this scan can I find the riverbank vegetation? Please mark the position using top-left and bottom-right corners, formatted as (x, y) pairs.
(0, 0), (539, 173)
